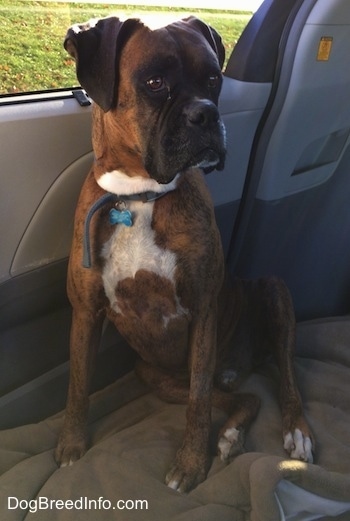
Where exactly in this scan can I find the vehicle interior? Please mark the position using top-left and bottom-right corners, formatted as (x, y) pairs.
(1, 0), (350, 519)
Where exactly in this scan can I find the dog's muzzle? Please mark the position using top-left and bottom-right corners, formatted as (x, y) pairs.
(183, 99), (226, 173)
(145, 97), (226, 183)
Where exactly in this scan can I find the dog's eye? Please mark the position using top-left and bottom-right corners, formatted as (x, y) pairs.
(146, 76), (166, 92)
(208, 75), (220, 89)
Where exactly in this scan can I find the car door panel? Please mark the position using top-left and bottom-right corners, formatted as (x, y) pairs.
(11, 151), (93, 277)
(228, 0), (350, 320)
(0, 96), (92, 283)
(209, 77), (272, 254)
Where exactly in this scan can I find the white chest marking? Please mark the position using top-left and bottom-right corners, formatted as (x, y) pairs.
(101, 200), (177, 314)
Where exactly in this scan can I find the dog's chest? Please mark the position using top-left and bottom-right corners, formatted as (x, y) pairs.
(101, 200), (178, 314)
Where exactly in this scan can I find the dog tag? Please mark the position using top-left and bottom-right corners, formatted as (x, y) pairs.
(109, 207), (133, 226)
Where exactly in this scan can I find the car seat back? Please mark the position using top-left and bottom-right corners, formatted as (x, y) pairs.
(227, 0), (350, 319)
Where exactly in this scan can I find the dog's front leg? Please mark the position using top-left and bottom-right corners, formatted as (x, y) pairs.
(166, 303), (217, 493)
(55, 308), (104, 466)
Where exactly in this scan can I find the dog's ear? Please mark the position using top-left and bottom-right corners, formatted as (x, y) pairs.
(182, 17), (225, 70)
(64, 17), (141, 112)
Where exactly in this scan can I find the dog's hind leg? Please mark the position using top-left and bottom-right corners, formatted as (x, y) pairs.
(135, 359), (190, 404)
(259, 277), (314, 463)
(135, 359), (260, 464)
(216, 393), (260, 462)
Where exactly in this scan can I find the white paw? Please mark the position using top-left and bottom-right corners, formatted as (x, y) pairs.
(165, 458), (208, 493)
(284, 428), (313, 463)
(167, 478), (181, 491)
(60, 459), (75, 468)
(218, 427), (244, 462)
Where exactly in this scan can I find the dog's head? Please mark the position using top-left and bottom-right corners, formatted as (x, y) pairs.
(64, 16), (226, 185)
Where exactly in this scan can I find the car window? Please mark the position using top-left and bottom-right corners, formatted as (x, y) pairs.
(0, 0), (258, 95)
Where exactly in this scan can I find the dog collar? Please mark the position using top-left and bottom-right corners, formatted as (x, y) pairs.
(82, 190), (169, 268)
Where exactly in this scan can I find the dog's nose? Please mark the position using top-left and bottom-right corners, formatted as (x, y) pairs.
(184, 100), (220, 127)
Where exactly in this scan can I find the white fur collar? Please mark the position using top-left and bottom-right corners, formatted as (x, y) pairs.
(97, 169), (180, 196)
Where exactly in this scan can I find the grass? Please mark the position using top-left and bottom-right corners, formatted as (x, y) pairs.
(0, 1), (252, 94)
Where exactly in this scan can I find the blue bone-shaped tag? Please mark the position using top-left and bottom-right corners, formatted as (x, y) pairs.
(109, 208), (133, 227)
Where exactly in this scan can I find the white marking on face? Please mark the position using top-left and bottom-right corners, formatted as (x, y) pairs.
(138, 14), (183, 30)
(97, 170), (180, 196)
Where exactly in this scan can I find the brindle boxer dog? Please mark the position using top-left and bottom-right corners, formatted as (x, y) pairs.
(55, 16), (314, 492)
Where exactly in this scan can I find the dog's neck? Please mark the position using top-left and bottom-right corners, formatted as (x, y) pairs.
(96, 168), (181, 198)
(83, 168), (181, 269)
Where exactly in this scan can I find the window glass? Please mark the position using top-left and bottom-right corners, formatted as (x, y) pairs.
(0, 1), (256, 95)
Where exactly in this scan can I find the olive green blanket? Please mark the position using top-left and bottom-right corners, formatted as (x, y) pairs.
(1, 317), (350, 520)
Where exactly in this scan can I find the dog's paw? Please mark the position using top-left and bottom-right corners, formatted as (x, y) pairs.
(284, 428), (313, 463)
(165, 449), (210, 493)
(55, 429), (88, 467)
(166, 464), (207, 493)
(217, 426), (245, 462)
